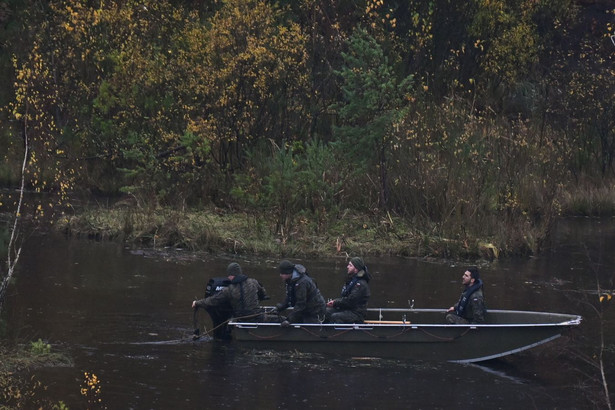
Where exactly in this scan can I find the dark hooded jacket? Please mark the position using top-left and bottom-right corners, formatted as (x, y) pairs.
(330, 269), (371, 319)
(277, 268), (326, 323)
(194, 274), (268, 318)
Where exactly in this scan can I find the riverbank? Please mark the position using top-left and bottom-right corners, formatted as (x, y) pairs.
(7, 178), (615, 262)
(54, 206), (502, 261)
(0, 342), (73, 408)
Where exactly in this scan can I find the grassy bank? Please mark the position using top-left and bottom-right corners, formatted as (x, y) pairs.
(55, 206), (503, 261)
(0, 341), (73, 409)
(54, 178), (615, 261)
(560, 181), (615, 217)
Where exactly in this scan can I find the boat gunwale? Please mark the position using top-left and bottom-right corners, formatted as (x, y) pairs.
(228, 308), (582, 328)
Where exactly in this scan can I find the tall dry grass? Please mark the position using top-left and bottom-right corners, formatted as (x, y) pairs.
(560, 181), (615, 216)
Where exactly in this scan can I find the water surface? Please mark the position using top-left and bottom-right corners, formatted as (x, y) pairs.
(6, 217), (615, 409)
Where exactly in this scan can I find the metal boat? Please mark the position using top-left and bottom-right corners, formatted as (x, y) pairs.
(227, 307), (581, 363)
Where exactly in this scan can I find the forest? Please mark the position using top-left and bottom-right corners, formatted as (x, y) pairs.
(0, 0), (614, 258)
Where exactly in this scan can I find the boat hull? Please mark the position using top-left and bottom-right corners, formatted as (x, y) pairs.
(228, 308), (581, 363)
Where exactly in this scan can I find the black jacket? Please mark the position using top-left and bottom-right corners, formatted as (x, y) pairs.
(330, 270), (371, 318)
(277, 271), (326, 323)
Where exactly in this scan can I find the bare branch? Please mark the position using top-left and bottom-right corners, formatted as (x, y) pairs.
(0, 107), (28, 315)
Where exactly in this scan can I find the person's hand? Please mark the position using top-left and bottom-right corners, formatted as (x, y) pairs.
(326, 300), (334, 308)
(446, 306), (454, 313)
(192, 300), (197, 309)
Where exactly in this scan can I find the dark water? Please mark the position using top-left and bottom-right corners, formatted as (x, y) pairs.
(5, 217), (615, 409)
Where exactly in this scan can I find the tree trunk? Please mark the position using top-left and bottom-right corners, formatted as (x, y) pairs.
(0, 118), (27, 316)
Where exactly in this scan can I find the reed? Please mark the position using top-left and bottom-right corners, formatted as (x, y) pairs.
(560, 182), (615, 217)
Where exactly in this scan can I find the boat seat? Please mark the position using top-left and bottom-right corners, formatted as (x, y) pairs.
(364, 320), (411, 324)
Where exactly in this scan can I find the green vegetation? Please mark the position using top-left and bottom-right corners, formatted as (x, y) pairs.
(0, 0), (613, 261)
(30, 338), (52, 355)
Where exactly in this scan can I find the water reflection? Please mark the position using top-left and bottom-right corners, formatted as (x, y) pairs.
(5, 218), (615, 408)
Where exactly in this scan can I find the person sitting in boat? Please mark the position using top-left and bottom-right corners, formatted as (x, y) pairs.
(325, 257), (371, 324)
(445, 267), (486, 324)
(274, 260), (326, 325)
(191, 262), (269, 322)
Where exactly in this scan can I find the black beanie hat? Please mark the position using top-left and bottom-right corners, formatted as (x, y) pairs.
(227, 262), (242, 277)
(278, 260), (294, 275)
(350, 257), (366, 272)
